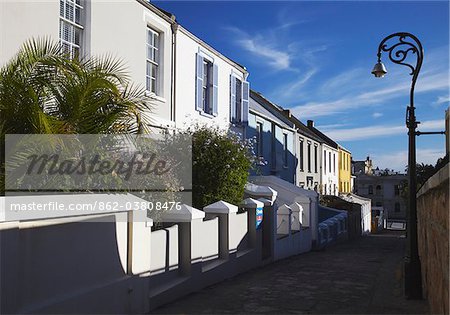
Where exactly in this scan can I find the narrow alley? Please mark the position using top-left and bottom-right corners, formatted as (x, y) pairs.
(152, 230), (429, 314)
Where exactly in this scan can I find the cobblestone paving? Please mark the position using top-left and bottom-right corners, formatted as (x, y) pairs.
(152, 230), (429, 314)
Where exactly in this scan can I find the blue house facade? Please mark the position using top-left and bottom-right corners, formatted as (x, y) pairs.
(247, 91), (296, 184)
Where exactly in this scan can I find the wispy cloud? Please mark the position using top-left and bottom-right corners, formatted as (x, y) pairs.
(372, 112), (383, 118)
(433, 95), (450, 106)
(291, 69), (449, 118)
(372, 148), (446, 172)
(320, 119), (444, 142)
(225, 26), (296, 71)
(237, 38), (292, 70)
(225, 20), (326, 89)
(278, 45), (449, 119)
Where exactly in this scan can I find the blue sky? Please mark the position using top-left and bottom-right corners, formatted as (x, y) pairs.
(155, 0), (449, 172)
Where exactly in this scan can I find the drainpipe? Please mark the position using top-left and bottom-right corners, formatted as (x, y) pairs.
(170, 21), (178, 124)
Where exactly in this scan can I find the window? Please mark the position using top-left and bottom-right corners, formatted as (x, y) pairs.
(307, 142), (311, 172)
(368, 185), (373, 195)
(235, 79), (242, 122)
(283, 133), (288, 167)
(324, 150), (327, 173)
(271, 125), (276, 169)
(230, 76), (249, 123)
(59, 0), (83, 59)
(299, 138), (304, 171)
(196, 53), (218, 116)
(395, 202), (401, 212)
(314, 145), (318, 173)
(329, 152), (332, 173)
(146, 27), (160, 94)
(333, 153), (336, 174)
(202, 60), (213, 114)
(256, 122), (263, 157)
(394, 185), (400, 196)
(376, 185), (382, 195)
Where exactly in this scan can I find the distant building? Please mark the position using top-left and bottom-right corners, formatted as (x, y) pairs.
(306, 120), (339, 196)
(247, 91), (296, 183)
(338, 145), (352, 193)
(354, 173), (407, 220)
(352, 156), (373, 175)
(282, 111), (322, 191)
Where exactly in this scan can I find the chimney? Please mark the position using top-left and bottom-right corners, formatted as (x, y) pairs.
(307, 120), (314, 128)
(283, 109), (291, 117)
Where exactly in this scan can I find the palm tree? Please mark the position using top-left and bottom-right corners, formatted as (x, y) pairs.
(0, 38), (153, 193)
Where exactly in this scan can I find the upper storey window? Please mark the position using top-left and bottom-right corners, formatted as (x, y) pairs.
(146, 27), (160, 94)
(59, 0), (83, 59)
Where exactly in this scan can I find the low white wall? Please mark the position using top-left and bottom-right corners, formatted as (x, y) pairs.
(200, 217), (219, 262)
(229, 212), (248, 253)
(0, 184), (325, 313)
(150, 225), (179, 274)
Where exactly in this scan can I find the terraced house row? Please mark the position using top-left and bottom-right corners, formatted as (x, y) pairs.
(0, 0), (352, 195)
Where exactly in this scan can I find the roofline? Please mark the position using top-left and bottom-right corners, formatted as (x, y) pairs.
(249, 108), (296, 132)
(307, 126), (339, 149)
(136, 1), (248, 75)
(135, 0), (176, 24)
(250, 90), (295, 127)
(178, 25), (248, 74)
(338, 145), (351, 154)
(281, 112), (324, 143)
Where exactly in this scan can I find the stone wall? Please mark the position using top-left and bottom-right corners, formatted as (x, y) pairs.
(417, 163), (449, 315)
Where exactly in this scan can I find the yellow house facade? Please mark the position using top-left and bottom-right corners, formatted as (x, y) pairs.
(338, 146), (352, 193)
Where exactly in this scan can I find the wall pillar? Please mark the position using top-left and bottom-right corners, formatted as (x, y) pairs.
(161, 204), (205, 276)
(203, 200), (237, 260)
(277, 204), (292, 235)
(240, 198), (264, 248)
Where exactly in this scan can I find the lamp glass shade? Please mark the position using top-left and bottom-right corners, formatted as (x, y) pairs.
(371, 62), (387, 78)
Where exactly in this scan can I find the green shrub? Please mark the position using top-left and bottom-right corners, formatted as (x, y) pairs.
(187, 125), (255, 209)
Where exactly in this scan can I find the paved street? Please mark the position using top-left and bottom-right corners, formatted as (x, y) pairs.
(152, 230), (429, 314)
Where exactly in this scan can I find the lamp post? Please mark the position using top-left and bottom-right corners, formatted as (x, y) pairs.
(371, 32), (423, 300)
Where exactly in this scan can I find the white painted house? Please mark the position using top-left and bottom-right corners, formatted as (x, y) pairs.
(281, 112), (322, 191)
(306, 120), (339, 196)
(0, 0), (248, 132)
(173, 25), (249, 130)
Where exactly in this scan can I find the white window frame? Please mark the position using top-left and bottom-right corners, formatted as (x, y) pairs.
(59, 0), (83, 59)
(146, 27), (160, 95)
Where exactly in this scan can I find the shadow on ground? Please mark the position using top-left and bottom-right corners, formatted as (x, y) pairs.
(151, 230), (429, 314)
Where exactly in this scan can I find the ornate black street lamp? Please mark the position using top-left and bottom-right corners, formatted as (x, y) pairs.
(371, 32), (445, 300)
(372, 32), (423, 300)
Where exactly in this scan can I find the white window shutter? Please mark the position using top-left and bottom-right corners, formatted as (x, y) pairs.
(212, 63), (219, 116)
(195, 53), (204, 111)
(230, 75), (236, 122)
(242, 80), (250, 123)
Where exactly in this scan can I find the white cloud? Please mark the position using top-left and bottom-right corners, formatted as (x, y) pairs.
(433, 95), (450, 106)
(284, 45), (449, 119)
(237, 38), (292, 70)
(320, 119), (445, 142)
(372, 112), (383, 118)
(291, 69), (449, 119)
(372, 148), (446, 172)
